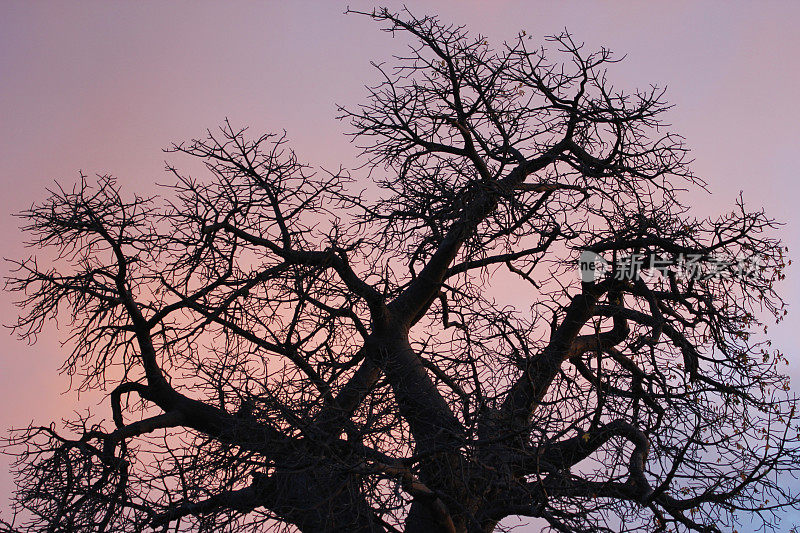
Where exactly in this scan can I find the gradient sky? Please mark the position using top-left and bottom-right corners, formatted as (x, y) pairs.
(1, 1), (799, 529)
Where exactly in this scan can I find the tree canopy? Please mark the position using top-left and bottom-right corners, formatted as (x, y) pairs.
(3, 8), (797, 533)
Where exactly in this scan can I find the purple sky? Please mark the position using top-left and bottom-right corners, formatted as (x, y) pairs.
(2, 1), (799, 529)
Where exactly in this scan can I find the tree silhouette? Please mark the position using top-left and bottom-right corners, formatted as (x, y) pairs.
(3, 8), (797, 533)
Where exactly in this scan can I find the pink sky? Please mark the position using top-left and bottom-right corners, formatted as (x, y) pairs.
(2, 1), (799, 528)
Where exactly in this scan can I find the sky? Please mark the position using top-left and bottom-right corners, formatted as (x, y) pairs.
(1, 1), (799, 530)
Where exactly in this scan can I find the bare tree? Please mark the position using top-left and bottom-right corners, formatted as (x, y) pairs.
(3, 8), (798, 533)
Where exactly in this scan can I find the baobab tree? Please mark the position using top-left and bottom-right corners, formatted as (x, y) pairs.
(3, 8), (798, 533)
